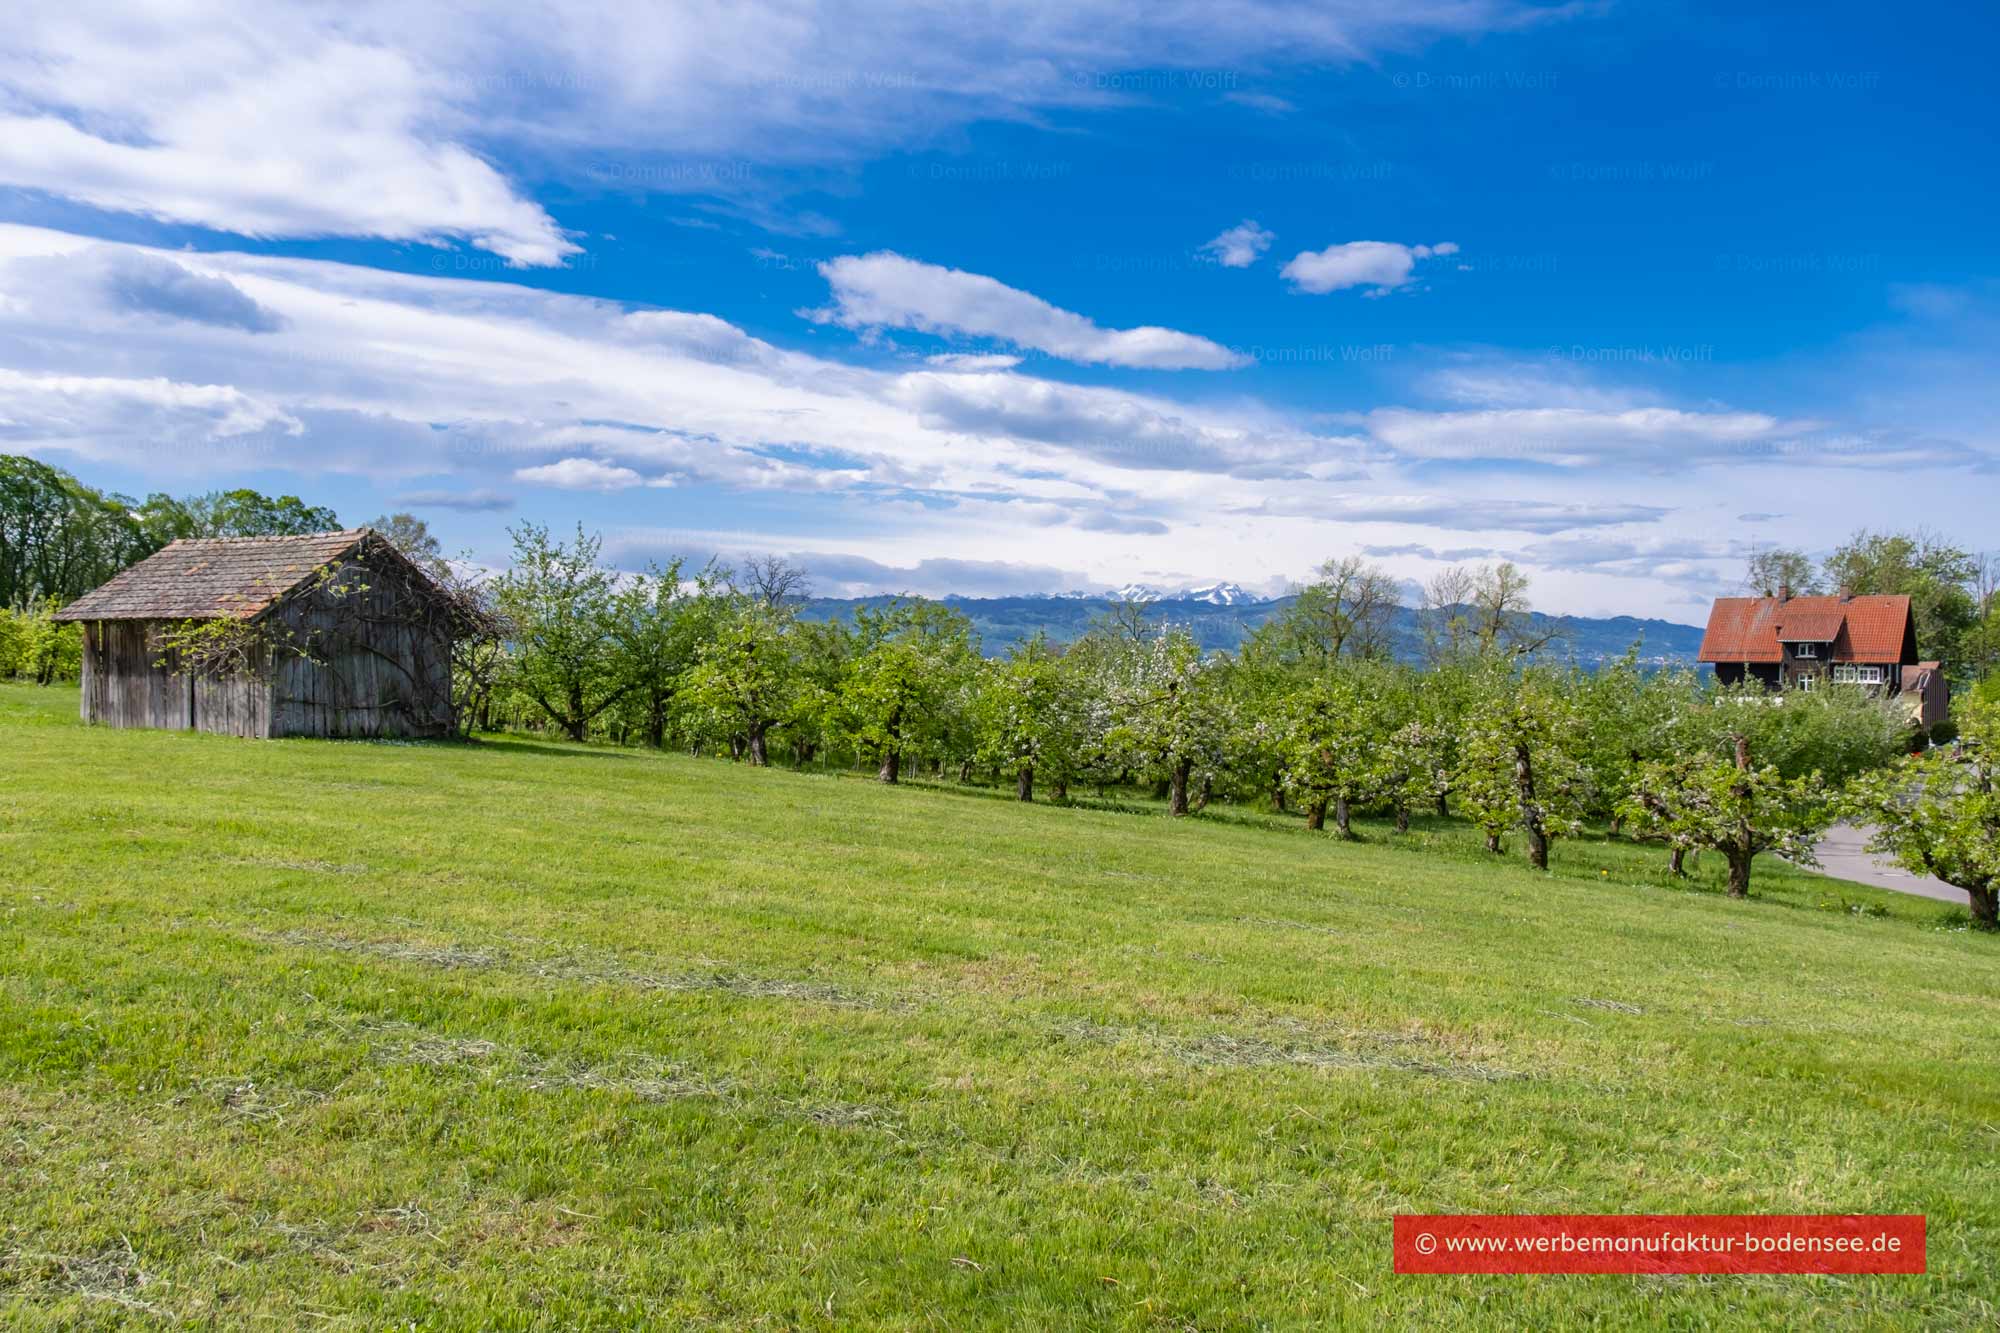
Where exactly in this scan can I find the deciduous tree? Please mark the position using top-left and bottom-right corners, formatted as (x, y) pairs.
(1845, 697), (2000, 927)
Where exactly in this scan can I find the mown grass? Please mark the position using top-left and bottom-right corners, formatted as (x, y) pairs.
(1, 680), (1995, 1329)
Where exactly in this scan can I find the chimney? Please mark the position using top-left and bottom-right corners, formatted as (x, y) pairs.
(1839, 585), (1853, 603)
(1778, 582), (1792, 602)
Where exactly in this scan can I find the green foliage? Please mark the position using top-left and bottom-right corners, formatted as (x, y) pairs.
(1845, 696), (2000, 926)
(973, 634), (1090, 800)
(1102, 625), (1235, 814)
(1273, 667), (1388, 835)
(493, 523), (628, 741)
(1453, 665), (1593, 867)
(607, 557), (711, 750)
(836, 599), (979, 780)
(364, 512), (446, 573)
(0, 455), (158, 607)
(1823, 528), (1980, 671)
(1744, 546), (1821, 597)
(679, 598), (801, 765)
(1620, 751), (1833, 895)
(182, 487), (340, 539)
(1245, 555), (1398, 666)
(0, 601), (81, 683)
(2, 453), (347, 612)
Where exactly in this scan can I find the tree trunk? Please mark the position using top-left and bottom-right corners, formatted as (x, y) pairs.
(1016, 764), (1033, 802)
(1485, 831), (1502, 854)
(1334, 796), (1353, 839)
(1053, 779), (1068, 801)
(1435, 792), (1450, 818)
(959, 758), (973, 783)
(1724, 845), (1752, 899)
(1608, 814), (1623, 837)
(1168, 759), (1192, 816)
(1514, 741), (1548, 870)
(729, 735), (745, 761)
(1967, 883), (1997, 929)
(1724, 733), (1754, 897)
(747, 723), (769, 767)
(1306, 798), (1327, 831)
(1195, 774), (1212, 811)
(1394, 805), (1410, 835)
(1270, 782), (1285, 813)
(1669, 847), (1686, 877)
(878, 748), (900, 784)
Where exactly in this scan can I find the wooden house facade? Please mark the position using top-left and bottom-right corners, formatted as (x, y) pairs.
(54, 529), (456, 739)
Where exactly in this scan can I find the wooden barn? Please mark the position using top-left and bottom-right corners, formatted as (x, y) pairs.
(54, 529), (458, 739)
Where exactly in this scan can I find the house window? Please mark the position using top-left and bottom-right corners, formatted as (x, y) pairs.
(1793, 642), (1818, 659)
(1833, 664), (1884, 685)
(1795, 674), (1814, 691)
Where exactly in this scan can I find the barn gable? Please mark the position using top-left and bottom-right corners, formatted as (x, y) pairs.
(57, 530), (457, 739)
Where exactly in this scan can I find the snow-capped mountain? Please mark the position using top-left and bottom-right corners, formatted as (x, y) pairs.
(1058, 582), (1259, 605)
(1174, 581), (1256, 606)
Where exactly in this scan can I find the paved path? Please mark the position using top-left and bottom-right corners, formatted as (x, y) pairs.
(1810, 823), (1963, 905)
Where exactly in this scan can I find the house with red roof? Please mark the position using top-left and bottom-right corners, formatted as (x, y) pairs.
(1697, 587), (1920, 696)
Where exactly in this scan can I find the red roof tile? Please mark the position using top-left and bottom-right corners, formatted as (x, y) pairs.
(1698, 594), (1915, 665)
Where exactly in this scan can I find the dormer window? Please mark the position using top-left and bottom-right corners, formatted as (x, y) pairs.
(1794, 642), (1818, 659)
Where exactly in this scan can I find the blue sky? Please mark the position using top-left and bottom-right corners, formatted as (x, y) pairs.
(0, 1), (1994, 618)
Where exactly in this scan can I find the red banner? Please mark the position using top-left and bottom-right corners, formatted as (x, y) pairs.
(1393, 1214), (1925, 1275)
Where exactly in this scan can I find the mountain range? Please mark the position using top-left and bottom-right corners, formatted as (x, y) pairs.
(798, 592), (1707, 664)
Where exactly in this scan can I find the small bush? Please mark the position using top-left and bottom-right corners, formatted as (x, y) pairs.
(1929, 718), (1959, 746)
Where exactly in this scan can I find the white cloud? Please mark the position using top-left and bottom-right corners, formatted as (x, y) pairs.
(0, 223), (1987, 620)
(925, 352), (1023, 370)
(0, 367), (300, 450)
(0, 14), (573, 265)
(1363, 405), (1800, 466)
(514, 457), (643, 490)
(813, 252), (1248, 370)
(0, 3), (1561, 260)
(1281, 240), (1459, 294)
(1202, 220), (1276, 268)
(1249, 493), (1670, 534)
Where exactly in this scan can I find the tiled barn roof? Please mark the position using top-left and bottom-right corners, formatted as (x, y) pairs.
(54, 530), (374, 621)
(1698, 593), (1915, 665)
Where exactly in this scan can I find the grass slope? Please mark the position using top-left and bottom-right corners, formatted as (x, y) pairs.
(1, 682), (1995, 1329)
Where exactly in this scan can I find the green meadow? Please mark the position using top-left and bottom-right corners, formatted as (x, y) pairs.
(1, 681), (1995, 1329)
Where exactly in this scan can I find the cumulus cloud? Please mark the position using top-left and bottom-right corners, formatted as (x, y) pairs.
(0, 4), (1561, 264)
(1363, 405), (1798, 467)
(1281, 240), (1459, 294)
(813, 252), (1248, 370)
(514, 457), (644, 490)
(0, 223), (1985, 620)
(0, 13), (573, 265)
(0, 367), (300, 449)
(2, 246), (285, 332)
(1202, 220), (1276, 268)
(891, 370), (1351, 476)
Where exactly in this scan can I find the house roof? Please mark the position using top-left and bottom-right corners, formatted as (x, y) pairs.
(54, 529), (377, 622)
(1901, 661), (1944, 696)
(1770, 609), (1845, 642)
(1698, 593), (1915, 665)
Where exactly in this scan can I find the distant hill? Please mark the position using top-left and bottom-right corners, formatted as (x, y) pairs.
(798, 594), (1706, 664)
